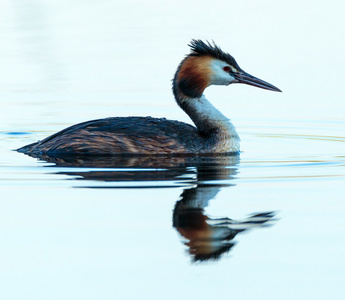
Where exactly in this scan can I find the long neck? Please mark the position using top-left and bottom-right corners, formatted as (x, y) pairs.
(173, 89), (240, 152)
(172, 56), (240, 152)
(178, 95), (237, 137)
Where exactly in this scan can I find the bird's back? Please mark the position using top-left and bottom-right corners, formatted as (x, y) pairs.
(17, 117), (211, 156)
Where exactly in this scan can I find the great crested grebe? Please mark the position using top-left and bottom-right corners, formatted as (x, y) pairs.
(17, 40), (281, 156)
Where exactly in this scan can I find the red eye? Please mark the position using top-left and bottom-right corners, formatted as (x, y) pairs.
(223, 66), (231, 72)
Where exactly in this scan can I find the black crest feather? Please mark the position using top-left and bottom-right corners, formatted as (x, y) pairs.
(188, 39), (242, 71)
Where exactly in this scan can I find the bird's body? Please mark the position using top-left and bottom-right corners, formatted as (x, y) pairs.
(17, 40), (280, 157)
(18, 115), (237, 155)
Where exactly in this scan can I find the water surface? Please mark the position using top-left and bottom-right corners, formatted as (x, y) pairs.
(2, 118), (344, 299)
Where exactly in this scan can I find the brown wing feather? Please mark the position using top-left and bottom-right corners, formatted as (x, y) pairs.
(17, 117), (210, 155)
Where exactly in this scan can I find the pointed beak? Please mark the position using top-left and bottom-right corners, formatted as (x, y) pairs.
(233, 71), (282, 92)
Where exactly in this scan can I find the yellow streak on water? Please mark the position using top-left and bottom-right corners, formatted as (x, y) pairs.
(257, 133), (345, 143)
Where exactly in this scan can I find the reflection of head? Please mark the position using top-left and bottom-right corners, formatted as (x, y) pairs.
(173, 190), (237, 262)
(187, 239), (235, 262)
(173, 186), (276, 262)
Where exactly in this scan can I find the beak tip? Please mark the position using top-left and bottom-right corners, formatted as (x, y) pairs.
(236, 71), (282, 93)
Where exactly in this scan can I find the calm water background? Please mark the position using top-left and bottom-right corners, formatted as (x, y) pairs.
(1, 1), (345, 299)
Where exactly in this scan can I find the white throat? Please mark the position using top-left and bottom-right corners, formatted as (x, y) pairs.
(181, 95), (240, 152)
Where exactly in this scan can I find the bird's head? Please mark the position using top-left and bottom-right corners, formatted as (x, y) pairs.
(173, 39), (281, 100)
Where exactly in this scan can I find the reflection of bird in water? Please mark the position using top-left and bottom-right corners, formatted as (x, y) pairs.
(173, 187), (276, 262)
(25, 153), (276, 262)
(34, 154), (239, 185)
(17, 40), (280, 157)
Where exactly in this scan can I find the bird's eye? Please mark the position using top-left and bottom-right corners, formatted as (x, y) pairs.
(223, 66), (231, 72)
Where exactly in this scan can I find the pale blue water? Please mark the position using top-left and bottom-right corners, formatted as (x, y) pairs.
(1, 1), (345, 299)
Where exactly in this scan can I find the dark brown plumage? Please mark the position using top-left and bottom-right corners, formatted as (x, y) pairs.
(17, 117), (219, 156)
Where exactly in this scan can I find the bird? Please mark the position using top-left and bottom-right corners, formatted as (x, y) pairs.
(17, 40), (281, 157)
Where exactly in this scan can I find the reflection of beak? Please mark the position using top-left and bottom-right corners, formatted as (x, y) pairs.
(233, 71), (282, 92)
